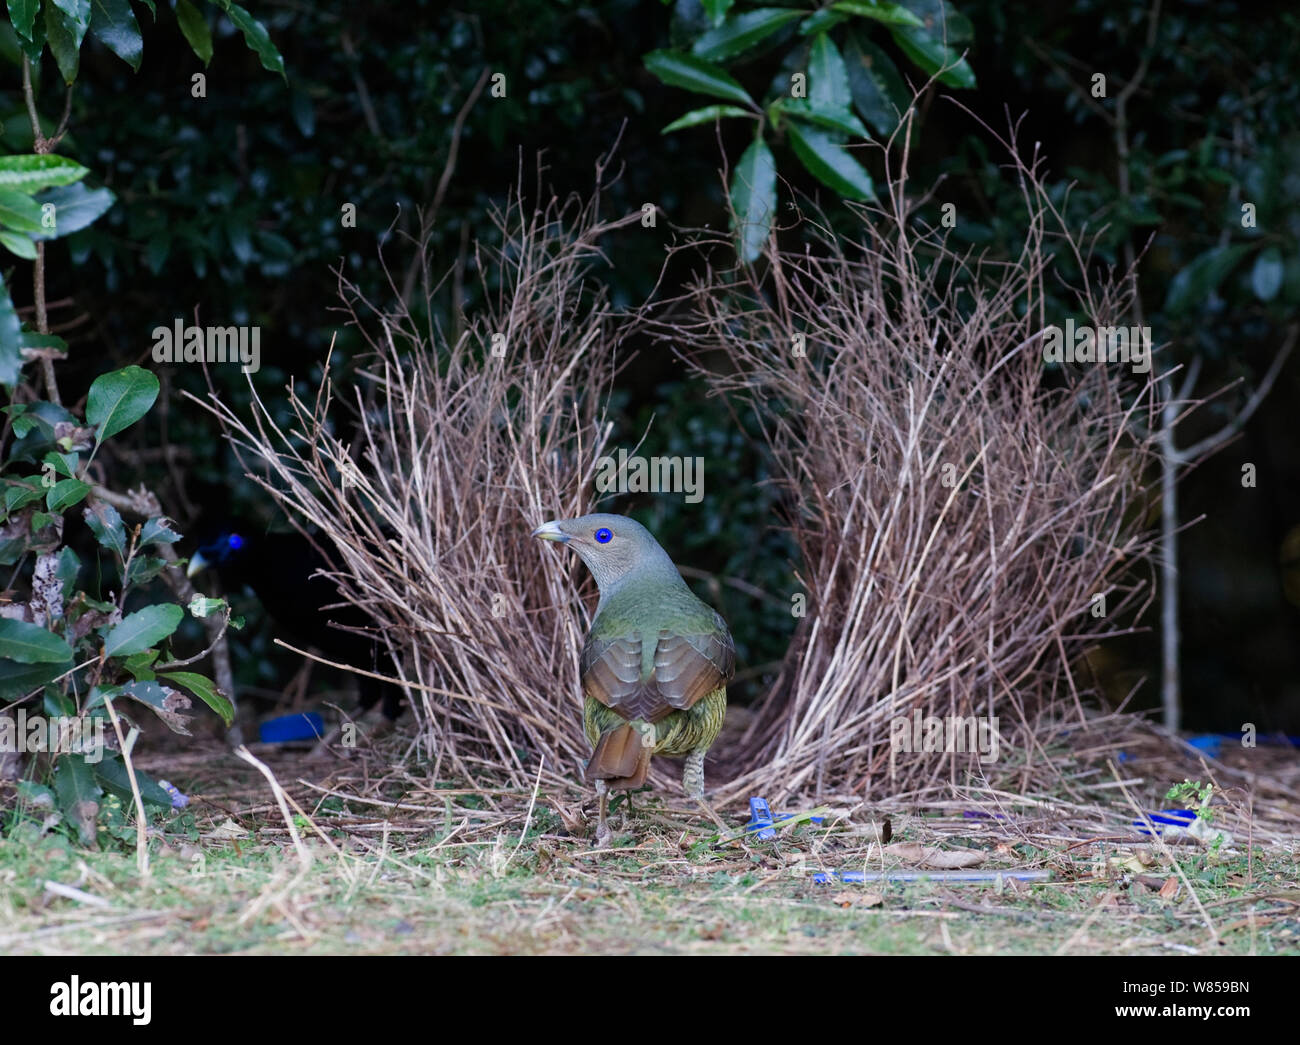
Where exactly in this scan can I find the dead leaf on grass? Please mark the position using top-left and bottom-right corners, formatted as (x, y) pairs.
(888, 842), (985, 868)
(203, 818), (249, 840)
(830, 890), (884, 909)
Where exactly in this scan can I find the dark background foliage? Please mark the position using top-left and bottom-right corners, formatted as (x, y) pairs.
(5, 0), (1296, 729)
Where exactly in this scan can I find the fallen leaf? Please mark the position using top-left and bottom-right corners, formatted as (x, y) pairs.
(203, 818), (249, 840)
(888, 842), (985, 868)
(830, 890), (884, 909)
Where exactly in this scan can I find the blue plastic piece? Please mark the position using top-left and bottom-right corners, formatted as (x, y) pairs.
(743, 796), (825, 839)
(745, 797), (777, 840)
(259, 712), (325, 743)
(156, 779), (189, 810)
(1186, 734), (1222, 758)
(813, 869), (1051, 884)
(1131, 808), (1196, 836)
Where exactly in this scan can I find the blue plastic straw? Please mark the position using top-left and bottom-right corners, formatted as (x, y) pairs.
(812, 869), (1052, 884)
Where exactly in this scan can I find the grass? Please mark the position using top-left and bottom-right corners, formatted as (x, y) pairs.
(1, 739), (1297, 955)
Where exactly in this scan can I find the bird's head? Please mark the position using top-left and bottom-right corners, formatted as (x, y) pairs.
(186, 530), (249, 578)
(532, 513), (676, 593)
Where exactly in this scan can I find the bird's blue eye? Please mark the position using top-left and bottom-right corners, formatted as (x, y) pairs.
(594, 528), (612, 544)
(227, 534), (244, 551)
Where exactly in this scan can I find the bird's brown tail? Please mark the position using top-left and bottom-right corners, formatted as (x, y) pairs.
(587, 723), (652, 790)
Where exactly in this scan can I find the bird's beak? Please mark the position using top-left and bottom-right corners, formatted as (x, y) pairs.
(531, 521), (570, 544)
(186, 551), (209, 579)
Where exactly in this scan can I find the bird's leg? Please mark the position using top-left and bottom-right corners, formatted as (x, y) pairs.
(683, 748), (729, 838)
(594, 779), (612, 849)
(683, 750), (706, 799)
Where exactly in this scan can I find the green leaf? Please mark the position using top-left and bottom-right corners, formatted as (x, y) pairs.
(701, 0), (734, 26)
(730, 135), (776, 264)
(899, 0), (973, 43)
(86, 365), (159, 442)
(54, 754), (102, 845)
(1164, 244), (1254, 316)
(0, 618), (74, 663)
(0, 230), (36, 259)
(692, 8), (803, 62)
(46, 478), (91, 512)
(93, 752), (174, 810)
(832, 1), (924, 27)
(0, 275), (20, 387)
(808, 33), (854, 116)
(42, 450), (78, 478)
(31, 183), (116, 240)
(644, 50), (755, 107)
(100, 604), (183, 657)
(174, 0), (212, 64)
(799, 9), (850, 36)
(89, 0), (142, 71)
(122, 648), (160, 681)
(0, 155), (90, 195)
(124, 555), (167, 585)
(56, 546), (80, 598)
(0, 188), (45, 233)
(16, 779), (55, 808)
(889, 24), (975, 89)
(843, 29), (909, 135)
(82, 500), (126, 557)
(661, 104), (753, 134)
(1250, 247), (1284, 302)
(782, 100), (871, 139)
(188, 593), (228, 618)
(160, 670), (234, 727)
(121, 678), (191, 734)
(215, 0), (284, 77)
(786, 122), (875, 200)
(17, 11), (46, 63)
(30, 510), (59, 532)
(138, 516), (182, 546)
(4, 478), (44, 513)
(8, 0), (40, 40)
(0, 659), (70, 701)
(45, 0), (92, 85)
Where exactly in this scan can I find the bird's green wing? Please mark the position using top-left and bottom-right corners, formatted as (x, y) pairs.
(581, 611), (734, 724)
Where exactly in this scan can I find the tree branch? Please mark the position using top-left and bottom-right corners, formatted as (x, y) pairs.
(1180, 324), (1297, 462)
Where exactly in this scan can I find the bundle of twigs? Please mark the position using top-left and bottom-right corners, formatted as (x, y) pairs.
(195, 169), (638, 791)
(668, 124), (1164, 804)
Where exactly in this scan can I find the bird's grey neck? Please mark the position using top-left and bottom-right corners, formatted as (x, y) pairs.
(588, 547), (687, 608)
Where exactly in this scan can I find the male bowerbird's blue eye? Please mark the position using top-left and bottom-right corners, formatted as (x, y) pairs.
(594, 528), (612, 544)
(228, 534), (244, 551)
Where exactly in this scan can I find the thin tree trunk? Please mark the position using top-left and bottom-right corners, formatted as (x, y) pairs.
(1159, 383), (1181, 732)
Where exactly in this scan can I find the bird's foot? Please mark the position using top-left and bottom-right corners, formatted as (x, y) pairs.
(594, 780), (612, 850)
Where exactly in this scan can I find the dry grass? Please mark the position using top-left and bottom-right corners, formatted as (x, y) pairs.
(185, 123), (1252, 846)
(191, 159), (640, 795)
(1, 732), (1296, 955)
(662, 118), (1165, 804)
